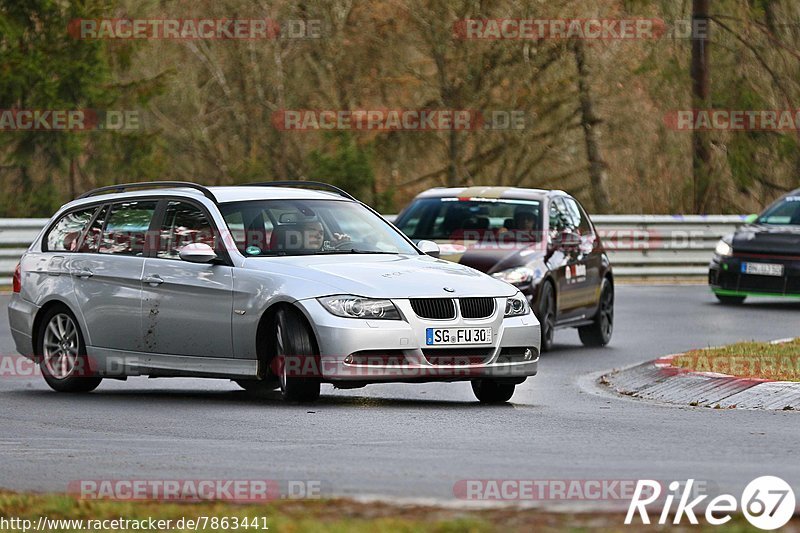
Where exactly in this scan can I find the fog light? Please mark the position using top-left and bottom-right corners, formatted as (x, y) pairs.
(344, 355), (354, 364)
(524, 348), (533, 361)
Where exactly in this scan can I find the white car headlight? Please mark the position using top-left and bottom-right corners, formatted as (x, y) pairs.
(492, 266), (534, 285)
(504, 292), (530, 317)
(318, 295), (401, 320)
(715, 239), (733, 257)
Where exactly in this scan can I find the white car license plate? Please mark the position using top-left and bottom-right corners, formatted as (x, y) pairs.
(742, 262), (784, 277)
(426, 327), (493, 345)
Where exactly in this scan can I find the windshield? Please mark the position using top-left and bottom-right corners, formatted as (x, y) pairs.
(394, 197), (543, 242)
(757, 194), (800, 225)
(219, 199), (418, 256)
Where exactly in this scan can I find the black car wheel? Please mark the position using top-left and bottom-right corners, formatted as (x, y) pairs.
(273, 308), (321, 403)
(471, 380), (515, 403)
(715, 293), (746, 305)
(537, 281), (556, 352)
(38, 306), (102, 393)
(578, 278), (614, 347)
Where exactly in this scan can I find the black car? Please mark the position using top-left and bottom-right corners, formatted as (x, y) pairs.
(394, 186), (614, 351)
(710, 189), (800, 304)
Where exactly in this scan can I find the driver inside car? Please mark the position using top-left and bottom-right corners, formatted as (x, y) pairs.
(297, 220), (350, 251)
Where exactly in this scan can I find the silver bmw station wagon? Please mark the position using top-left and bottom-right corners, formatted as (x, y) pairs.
(8, 181), (540, 403)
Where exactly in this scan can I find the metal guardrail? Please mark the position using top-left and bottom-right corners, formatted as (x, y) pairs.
(0, 215), (747, 284)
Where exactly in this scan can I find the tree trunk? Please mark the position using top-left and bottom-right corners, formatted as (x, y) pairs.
(572, 39), (611, 212)
(691, 0), (712, 212)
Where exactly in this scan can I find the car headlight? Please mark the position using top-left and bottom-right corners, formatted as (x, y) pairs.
(714, 238), (733, 257)
(504, 292), (530, 317)
(492, 266), (534, 285)
(318, 295), (401, 320)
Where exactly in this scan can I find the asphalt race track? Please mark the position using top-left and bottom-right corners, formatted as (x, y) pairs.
(1, 285), (798, 506)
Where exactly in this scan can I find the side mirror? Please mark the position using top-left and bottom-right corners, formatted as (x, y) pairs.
(416, 240), (440, 258)
(179, 243), (217, 264)
(744, 214), (759, 224)
(551, 230), (581, 251)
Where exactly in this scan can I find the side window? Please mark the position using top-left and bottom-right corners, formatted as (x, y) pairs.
(45, 207), (98, 252)
(78, 205), (109, 253)
(548, 199), (569, 232)
(563, 198), (592, 234)
(99, 201), (157, 256)
(157, 201), (215, 260)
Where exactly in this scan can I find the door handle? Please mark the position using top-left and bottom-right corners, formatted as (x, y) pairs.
(143, 274), (164, 286)
(72, 269), (94, 278)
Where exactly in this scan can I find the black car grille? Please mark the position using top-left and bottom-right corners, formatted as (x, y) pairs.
(410, 298), (456, 320)
(459, 297), (495, 319)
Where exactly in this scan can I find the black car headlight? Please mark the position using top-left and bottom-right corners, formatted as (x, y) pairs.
(714, 238), (733, 257)
(492, 266), (534, 285)
(318, 295), (401, 320)
(504, 292), (530, 317)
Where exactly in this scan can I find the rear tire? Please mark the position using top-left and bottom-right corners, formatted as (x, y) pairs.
(578, 278), (614, 347)
(37, 306), (102, 393)
(537, 281), (556, 352)
(273, 308), (321, 403)
(715, 293), (746, 305)
(471, 380), (515, 403)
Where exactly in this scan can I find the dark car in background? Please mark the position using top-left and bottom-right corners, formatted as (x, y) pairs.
(710, 189), (800, 304)
(394, 187), (614, 351)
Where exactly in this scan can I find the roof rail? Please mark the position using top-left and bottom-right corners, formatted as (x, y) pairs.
(244, 181), (356, 201)
(77, 181), (218, 203)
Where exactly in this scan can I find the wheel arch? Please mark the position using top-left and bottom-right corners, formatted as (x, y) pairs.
(31, 298), (82, 358)
(254, 301), (320, 378)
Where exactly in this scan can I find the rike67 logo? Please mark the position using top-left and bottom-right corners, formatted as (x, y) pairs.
(626, 477), (795, 530)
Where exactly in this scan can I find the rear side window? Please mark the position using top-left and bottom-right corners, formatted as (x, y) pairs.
(45, 207), (98, 252)
(99, 201), (158, 256)
(157, 201), (215, 259)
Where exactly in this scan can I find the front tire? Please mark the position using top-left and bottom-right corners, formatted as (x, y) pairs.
(273, 308), (321, 403)
(715, 293), (746, 305)
(37, 306), (102, 393)
(578, 278), (614, 347)
(471, 380), (515, 403)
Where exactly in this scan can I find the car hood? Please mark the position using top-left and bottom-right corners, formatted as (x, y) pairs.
(732, 224), (800, 255)
(436, 241), (548, 274)
(242, 253), (518, 299)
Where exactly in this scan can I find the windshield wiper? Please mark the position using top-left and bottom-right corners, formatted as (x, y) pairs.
(317, 249), (401, 255)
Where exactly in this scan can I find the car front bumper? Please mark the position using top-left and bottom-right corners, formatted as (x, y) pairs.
(709, 255), (800, 297)
(296, 297), (540, 383)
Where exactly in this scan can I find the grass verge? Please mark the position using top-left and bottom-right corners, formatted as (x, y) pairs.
(0, 491), (788, 532)
(671, 338), (800, 382)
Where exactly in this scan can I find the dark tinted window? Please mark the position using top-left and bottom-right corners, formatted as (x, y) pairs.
(98, 201), (157, 256)
(549, 198), (570, 232)
(563, 197), (592, 233)
(45, 207), (98, 252)
(395, 198), (543, 241)
(157, 201), (215, 259)
(758, 195), (800, 225)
